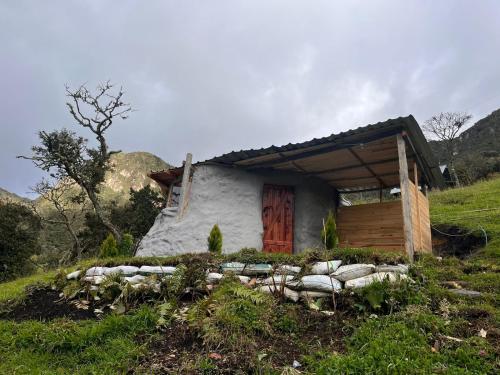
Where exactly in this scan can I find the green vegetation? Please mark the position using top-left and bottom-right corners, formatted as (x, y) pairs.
(0, 306), (158, 374)
(99, 233), (119, 258)
(207, 224), (223, 255)
(321, 210), (338, 250)
(0, 271), (56, 303)
(0, 202), (41, 281)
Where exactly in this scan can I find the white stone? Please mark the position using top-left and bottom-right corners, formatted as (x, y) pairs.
(292, 275), (342, 292)
(299, 290), (332, 299)
(124, 275), (146, 285)
(220, 262), (246, 274)
(83, 275), (106, 285)
(311, 260), (342, 274)
(242, 264), (273, 275)
(236, 275), (251, 284)
(85, 267), (107, 277)
(103, 265), (139, 276)
(259, 275), (295, 285)
(257, 285), (299, 302)
(139, 265), (177, 275)
(206, 272), (224, 283)
(66, 270), (82, 280)
(331, 264), (375, 281)
(277, 265), (302, 275)
(345, 272), (408, 289)
(375, 264), (409, 274)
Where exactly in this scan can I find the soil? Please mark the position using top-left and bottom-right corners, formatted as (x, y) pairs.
(133, 305), (349, 374)
(0, 286), (98, 321)
(432, 225), (485, 258)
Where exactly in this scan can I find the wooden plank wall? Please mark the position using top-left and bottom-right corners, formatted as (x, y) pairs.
(337, 201), (405, 251)
(408, 180), (432, 252)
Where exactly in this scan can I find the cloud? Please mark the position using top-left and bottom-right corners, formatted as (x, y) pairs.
(1, 0), (500, 196)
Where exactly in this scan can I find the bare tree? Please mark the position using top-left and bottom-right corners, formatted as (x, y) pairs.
(423, 112), (472, 187)
(19, 82), (131, 242)
(31, 179), (87, 261)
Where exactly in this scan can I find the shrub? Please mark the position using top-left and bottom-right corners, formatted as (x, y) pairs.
(321, 210), (338, 250)
(0, 202), (41, 281)
(207, 224), (223, 254)
(118, 233), (134, 256)
(99, 234), (119, 258)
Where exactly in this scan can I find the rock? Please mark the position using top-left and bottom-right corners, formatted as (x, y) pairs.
(259, 275), (295, 285)
(124, 275), (146, 285)
(236, 275), (251, 284)
(257, 285), (300, 302)
(375, 264), (409, 274)
(331, 264), (375, 281)
(85, 267), (107, 277)
(206, 272), (224, 283)
(277, 265), (302, 274)
(345, 272), (408, 289)
(103, 265), (139, 276)
(242, 264), (273, 276)
(311, 260), (342, 274)
(139, 265), (176, 275)
(449, 289), (482, 298)
(66, 270), (82, 280)
(83, 275), (106, 285)
(291, 275), (342, 292)
(299, 290), (332, 300)
(220, 262), (246, 273)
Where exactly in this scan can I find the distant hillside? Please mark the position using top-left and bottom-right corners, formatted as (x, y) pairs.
(0, 187), (30, 204)
(429, 108), (500, 163)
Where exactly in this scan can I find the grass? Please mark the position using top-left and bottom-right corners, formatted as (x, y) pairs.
(0, 306), (158, 374)
(0, 270), (56, 303)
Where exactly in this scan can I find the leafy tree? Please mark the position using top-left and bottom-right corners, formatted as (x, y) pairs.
(423, 112), (472, 187)
(19, 82), (132, 242)
(121, 186), (165, 238)
(208, 224), (223, 254)
(321, 210), (338, 250)
(0, 202), (41, 281)
(99, 233), (119, 258)
(118, 233), (135, 256)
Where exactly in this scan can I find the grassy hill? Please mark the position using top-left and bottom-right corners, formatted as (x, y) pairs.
(0, 187), (30, 204)
(0, 177), (498, 373)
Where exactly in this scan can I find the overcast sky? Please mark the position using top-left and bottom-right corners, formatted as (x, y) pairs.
(1, 1), (500, 197)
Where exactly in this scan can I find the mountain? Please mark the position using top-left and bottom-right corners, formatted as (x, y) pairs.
(429, 108), (500, 164)
(0, 187), (30, 204)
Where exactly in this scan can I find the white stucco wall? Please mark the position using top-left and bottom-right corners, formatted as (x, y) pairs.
(136, 164), (337, 257)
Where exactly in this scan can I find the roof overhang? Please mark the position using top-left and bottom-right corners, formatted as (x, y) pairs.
(199, 115), (445, 192)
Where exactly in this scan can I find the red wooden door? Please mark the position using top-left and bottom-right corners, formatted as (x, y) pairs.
(262, 184), (294, 254)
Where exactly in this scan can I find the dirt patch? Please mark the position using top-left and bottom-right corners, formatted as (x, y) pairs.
(432, 225), (485, 258)
(134, 305), (348, 374)
(0, 286), (98, 321)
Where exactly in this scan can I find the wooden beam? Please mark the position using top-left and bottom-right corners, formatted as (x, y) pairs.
(414, 161), (422, 252)
(397, 134), (414, 262)
(315, 156), (400, 176)
(178, 153), (193, 217)
(243, 129), (402, 169)
(347, 148), (387, 188)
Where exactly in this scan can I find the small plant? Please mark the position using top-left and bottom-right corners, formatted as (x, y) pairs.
(207, 224), (223, 255)
(118, 233), (134, 256)
(321, 210), (338, 250)
(99, 234), (119, 258)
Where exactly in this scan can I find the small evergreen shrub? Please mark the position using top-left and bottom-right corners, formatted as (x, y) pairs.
(118, 233), (134, 256)
(321, 210), (338, 250)
(99, 234), (119, 258)
(207, 224), (223, 255)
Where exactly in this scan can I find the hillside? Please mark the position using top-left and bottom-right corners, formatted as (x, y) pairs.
(0, 177), (498, 373)
(0, 187), (30, 204)
(429, 108), (500, 173)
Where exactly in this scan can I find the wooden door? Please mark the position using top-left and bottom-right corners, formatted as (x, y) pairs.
(262, 184), (294, 253)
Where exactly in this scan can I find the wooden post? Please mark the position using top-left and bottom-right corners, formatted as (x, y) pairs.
(397, 134), (414, 262)
(414, 161), (422, 252)
(379, 188), (383, 203)
(178, 153), (192, 217)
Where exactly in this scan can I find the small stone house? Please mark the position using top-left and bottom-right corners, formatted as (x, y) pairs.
(136, 116), (445, 261)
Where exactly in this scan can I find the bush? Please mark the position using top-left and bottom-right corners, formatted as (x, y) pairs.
(207, 224), (222, 254)
(321, 210), (338, 250)
(0, 202), (41, 281)
(118, 233), (134, 256)
(99, 234), (119, 258)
